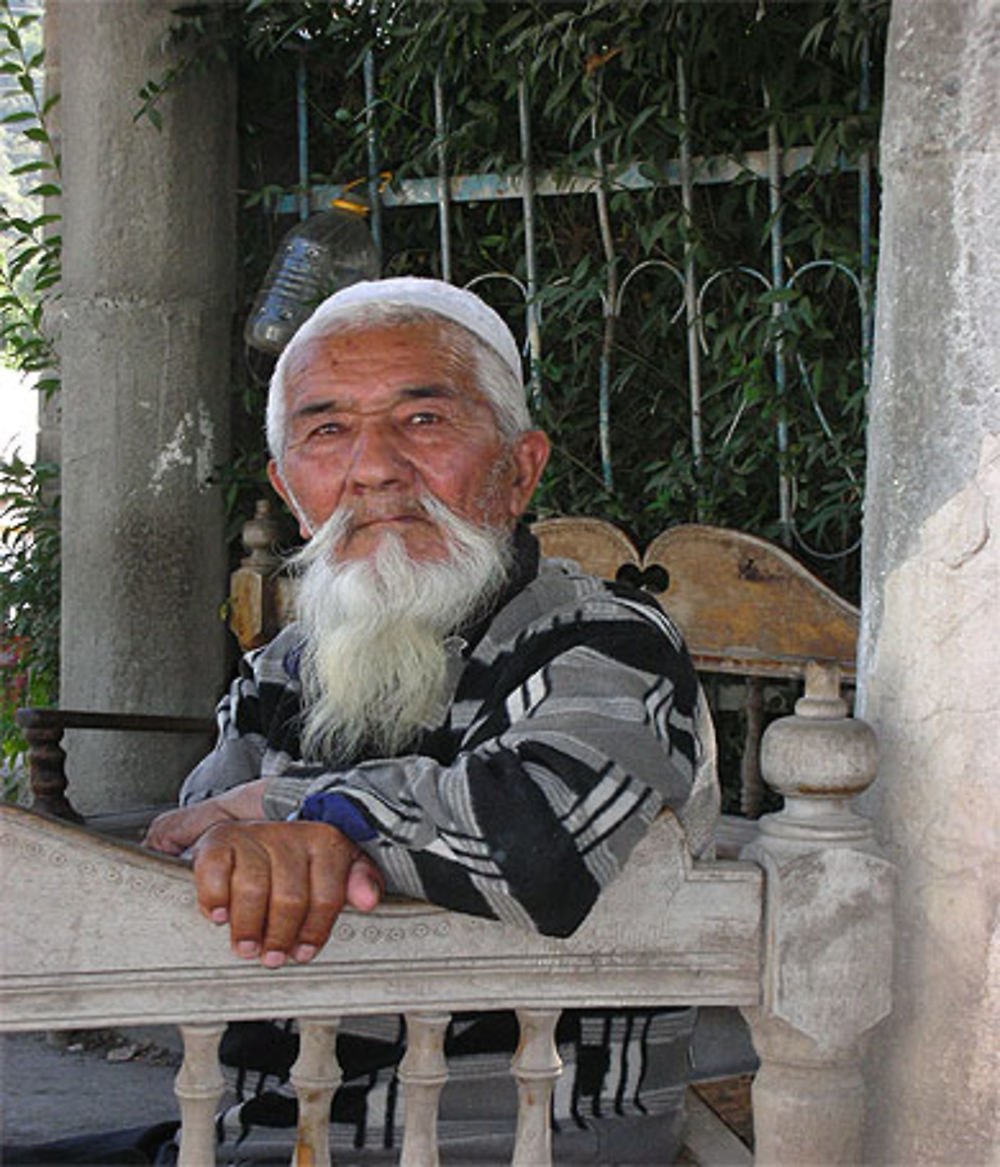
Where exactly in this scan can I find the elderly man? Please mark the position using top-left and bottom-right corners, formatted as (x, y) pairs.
(142, 277), (717, 1161)
(146, 277), (715, 967)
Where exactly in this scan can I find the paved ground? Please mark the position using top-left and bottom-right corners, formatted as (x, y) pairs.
(1, 1026), (184, 1150)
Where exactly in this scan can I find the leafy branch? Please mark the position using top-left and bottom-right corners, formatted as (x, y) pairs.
(1, 0), (60, 780)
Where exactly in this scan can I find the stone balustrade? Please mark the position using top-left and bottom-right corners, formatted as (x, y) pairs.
(2, 666), (892, 1165)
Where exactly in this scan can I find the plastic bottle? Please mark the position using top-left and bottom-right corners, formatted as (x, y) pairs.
(245, 201), (380, 354)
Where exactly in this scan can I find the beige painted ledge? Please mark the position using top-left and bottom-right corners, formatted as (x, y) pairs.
(0, 804), (763, 1032)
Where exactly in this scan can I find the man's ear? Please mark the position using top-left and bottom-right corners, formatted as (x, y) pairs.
(267, 459), (312, 539)
(506, 429), (551, 519)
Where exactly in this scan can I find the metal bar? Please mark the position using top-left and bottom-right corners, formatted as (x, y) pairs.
(765, 88), (792, 547)
(592, 101), (617, 492)
(858, 27), (873, 393)
(433, 68), (452, 283)
(276, 145), (828, 215)
(678, 54), (704, 481)
(296, 54), (309, 221)
(364, 49), (383, 263)
(518, 72), (542, 409)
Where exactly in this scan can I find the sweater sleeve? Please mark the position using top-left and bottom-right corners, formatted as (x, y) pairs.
(265, 589), (712, 938)
(179, 655), (268, 806)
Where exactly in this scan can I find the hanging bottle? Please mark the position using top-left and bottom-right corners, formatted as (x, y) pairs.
(245, 200), (380, 354)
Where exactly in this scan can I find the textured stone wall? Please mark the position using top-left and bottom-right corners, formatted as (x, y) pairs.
(58, 0), (237, 812)
(859, 1), (1000, 1161)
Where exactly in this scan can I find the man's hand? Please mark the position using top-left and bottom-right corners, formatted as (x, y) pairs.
(143, 780), (267, 855)
(191, 820), (383, 967)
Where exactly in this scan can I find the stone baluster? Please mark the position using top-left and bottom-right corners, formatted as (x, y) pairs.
(229, 498), (285, 652)
(740, 661), (894, 1165)
(511, 1007), (562, 1167)
(175, 1022), (226, 1167)
(399, 1010), (450, 1167)
(290, 1018), (341, 1167)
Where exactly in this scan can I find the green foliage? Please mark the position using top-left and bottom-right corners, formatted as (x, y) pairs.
(1, 0), (60, 385)
(1, 0), (60, 778)
(1, 455), (58, 789)
(147, 1), (885, 603)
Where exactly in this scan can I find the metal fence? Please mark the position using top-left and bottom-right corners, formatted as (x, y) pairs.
(268, 42), (875, 562)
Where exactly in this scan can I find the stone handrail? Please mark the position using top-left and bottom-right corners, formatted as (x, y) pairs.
(1, 807), (759, 1165)
(2, 664), (894, 1165)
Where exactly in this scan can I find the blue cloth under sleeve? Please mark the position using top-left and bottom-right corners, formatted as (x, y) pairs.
(299, 791), (378, 842)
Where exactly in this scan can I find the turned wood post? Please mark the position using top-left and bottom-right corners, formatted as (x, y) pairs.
(228, 498), (285, 652)
(741, 661), (894, 1165)
(15, 710), (82, 823)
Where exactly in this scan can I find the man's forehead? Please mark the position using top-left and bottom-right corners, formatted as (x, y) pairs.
(286, 320), (479, 392)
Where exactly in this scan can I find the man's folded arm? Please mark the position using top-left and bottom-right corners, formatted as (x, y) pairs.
(261, 637), (707, 938)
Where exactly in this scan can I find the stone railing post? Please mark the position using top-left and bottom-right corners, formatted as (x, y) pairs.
(511, 1007), (562, 1167)
(175, 1022), (226, 1167)
(741, 661), (894, 1165)
(289, 1018), (341, 1167)
(399, 1010), (450, 1167)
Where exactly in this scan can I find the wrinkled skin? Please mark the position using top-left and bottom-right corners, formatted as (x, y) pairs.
(143, 781), (383, 966)
(191, 821), (384, 968)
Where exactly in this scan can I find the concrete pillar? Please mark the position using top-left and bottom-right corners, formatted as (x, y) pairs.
(858, 1), (1000, 1162)
(59, 0), (237, 813)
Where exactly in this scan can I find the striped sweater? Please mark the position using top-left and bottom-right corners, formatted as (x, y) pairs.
(181, 530), (718, 937)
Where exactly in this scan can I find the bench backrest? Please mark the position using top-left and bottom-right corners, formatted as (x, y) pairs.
(230, 503), (859, 680)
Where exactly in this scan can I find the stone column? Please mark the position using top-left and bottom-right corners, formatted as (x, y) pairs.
(59, 0), (237, 813)
(858, 1), (1000, 1162)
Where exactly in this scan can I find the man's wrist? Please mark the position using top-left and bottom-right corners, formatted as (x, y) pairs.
(260, 775), (311, 821)
(216, 779), (267, 821)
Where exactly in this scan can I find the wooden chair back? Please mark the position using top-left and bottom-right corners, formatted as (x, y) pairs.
(230, 504), (859, 677)
(531, 517), (858, 680)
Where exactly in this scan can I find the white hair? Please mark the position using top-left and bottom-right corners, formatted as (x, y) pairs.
(266, 284), (532, 467)
(291, 493), (512, 761)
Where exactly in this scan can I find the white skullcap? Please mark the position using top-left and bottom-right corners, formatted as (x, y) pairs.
(267, 277), (530, 459)
(285, 276), (523, 383)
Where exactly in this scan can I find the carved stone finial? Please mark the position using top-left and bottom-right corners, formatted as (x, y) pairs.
(759, 660), (878, 838)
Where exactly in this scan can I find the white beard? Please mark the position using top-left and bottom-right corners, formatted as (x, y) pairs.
(290, 496), (513, 762)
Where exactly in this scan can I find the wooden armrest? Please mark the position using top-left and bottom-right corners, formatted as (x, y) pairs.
(16, 708), (215, 735)
(14, 707), (215, 824)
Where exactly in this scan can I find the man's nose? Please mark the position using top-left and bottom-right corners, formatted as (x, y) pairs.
(345, 422), (414, 491)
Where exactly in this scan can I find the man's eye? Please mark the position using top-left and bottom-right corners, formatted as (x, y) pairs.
(408, 410), (442, 426)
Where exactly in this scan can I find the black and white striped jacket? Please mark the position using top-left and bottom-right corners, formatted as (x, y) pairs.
(182, 530), (717, 937)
